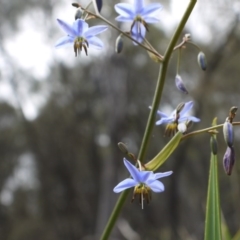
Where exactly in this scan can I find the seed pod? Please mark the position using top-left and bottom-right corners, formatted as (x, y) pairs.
(197, 52), (207, 71)
(175, 75), (188, 94)
(223, 146), (235, 175)
(115, 34), (124, 53)
(223, 121), (234, 147)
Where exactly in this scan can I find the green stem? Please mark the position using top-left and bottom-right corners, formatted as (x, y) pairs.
(100, 1), (197, 239)
(182, 121), (240, 141)
(138, 0), (197, 162)
(176, 48), (182, 74)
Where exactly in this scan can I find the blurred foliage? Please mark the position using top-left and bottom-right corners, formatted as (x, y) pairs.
(0, 0), (240, 240)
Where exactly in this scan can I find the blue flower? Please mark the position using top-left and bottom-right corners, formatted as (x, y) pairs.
(55, 19), (108, 56)
(155, 101), (200, 126)
(114, 0), (162, 43)
(114, 158), (172, 207)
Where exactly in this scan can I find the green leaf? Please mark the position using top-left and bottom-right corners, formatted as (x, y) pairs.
(204, 134), (222, 240)
(145, 131), (182, 171)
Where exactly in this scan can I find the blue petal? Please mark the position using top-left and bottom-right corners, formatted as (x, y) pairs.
(156, 117), (174, 125)
(113, 178), (137, 193)
(115, 15), (134, 22)
(131, 22), (146, 43)
(123, 158), (141, 182)
(85, 25), (108, 38)
(57, 19), (77, 36)
(115, 3), (134, 19)
(73, 19), (88, 36)
(140, 3), (162, 16)
(156, 110), (169, 118)
(88, 37), (104, 49)
(134, 0), (144, 13)
(180, 101), (193, 116)
(138, 171), (154, 183)
(179, 116), (201, 123)
(154, 171), (173, 179)
(55, 36), (74, 48)
(143, 16), (161, 23)
(148, 180), (165, 192)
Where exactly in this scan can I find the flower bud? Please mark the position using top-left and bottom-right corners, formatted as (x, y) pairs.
(197, 52), (207, 71)
(223, 146), (235, 175)
(223, 121), (234, 147)
(175, 75), (188, 94)
(115, 34), (124, 53)
(95, 0), (102, 12)
(118, 142), (129, 154)
(210, 136), (218, 155)
(75, 8), (83, 20)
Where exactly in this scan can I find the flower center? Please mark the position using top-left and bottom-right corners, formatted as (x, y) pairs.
(130, 15), (149, 38)
(73, 37), (89, 57)
(132, 183), (152, 209)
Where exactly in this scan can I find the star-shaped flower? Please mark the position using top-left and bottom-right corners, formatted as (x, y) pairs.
(155, 101), (200, 126)
(114, 0), (162, 43)
(114, 158), (172, 208)
(55, 19), (108, 56)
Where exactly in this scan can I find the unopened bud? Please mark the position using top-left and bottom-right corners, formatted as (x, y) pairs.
(75, 8), (83, 20)
(115, 34), (124, 53)
(118, 142), (129, 154)
(223, 146), (235, 175)
(175, 75), (188, 94)
(197, 52), (207, 71)
(210, 136), (218, 155)
(223, 121), (234, 147)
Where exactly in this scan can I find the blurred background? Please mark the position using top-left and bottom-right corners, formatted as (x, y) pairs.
(0, 0), (240, 239)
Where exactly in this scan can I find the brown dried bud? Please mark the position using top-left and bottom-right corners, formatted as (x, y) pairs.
(118, 142), (129, 154)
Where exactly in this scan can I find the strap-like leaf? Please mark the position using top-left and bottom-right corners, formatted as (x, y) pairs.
(145, 131), (182, 171)
(204, 119), (222, 240)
